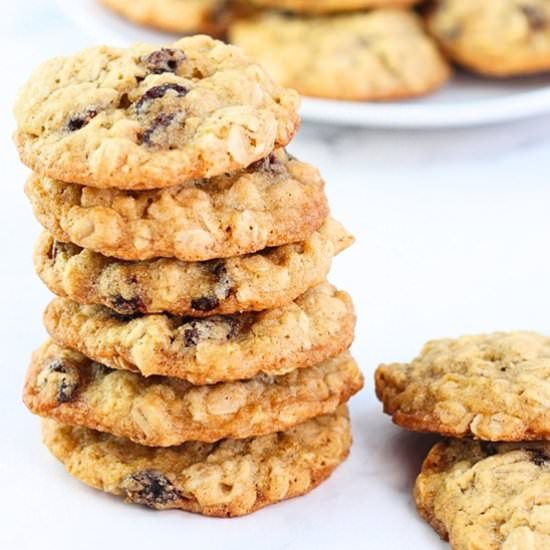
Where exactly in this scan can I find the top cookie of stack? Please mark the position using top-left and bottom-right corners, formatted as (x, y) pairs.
(14, 35), (300, 190)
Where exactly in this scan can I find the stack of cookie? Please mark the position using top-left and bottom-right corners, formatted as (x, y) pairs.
(376, 332), (550, 547)
(14, 35), (363, 517)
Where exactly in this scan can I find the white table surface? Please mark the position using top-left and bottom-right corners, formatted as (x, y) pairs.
(2, 2), (550, 549)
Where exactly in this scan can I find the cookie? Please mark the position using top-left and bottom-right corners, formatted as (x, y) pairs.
(415, 439), (550, 549)
(100, 0), (230, 35)
(427, 0), (550, 77)
(376, 331), (550, 441)
(42, 406), (351, 517)
(242, 0), (419, 14)
(14, 36), (300, 189)
(24, 341), (363, 447)
(44, 282), (355, 384)
(229, 10), (450, 101)
(34, 218), (351, 316)
(25, 150), (328, 262)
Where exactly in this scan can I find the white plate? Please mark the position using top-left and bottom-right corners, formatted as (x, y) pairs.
(55, 0), (550, 128)
(301, 73), (550, 128)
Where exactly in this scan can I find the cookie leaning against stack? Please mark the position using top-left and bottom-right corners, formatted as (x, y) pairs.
(375, 331), (550, 547)
(15, 35), (363, 517)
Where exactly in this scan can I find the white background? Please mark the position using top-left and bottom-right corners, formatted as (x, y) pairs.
(2, 2), (550, 549)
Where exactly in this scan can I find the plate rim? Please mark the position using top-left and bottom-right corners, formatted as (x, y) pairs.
(301, 87), (550, 128)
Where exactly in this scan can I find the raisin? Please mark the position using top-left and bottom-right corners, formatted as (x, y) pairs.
(134, 83), (189, 113)
(48, 359), (67, 373)
(90, 361), (112, 377)
(183, 325), (201, 347)
(141, 112), (177, 146)
(181, 317), (238, 346)
(118, 93), (131, 109)
(225, 317), (242, 338)
(142, 48), (187, 74)
(122, 470), (180, 508)
(480, 441), (498, 456)
(110, 295), (146, 315)
(248, 152), (284, 173)
(529, 448), (549, 466)
(521, 5), (548, 31)
(191, 296), (220, 312)
(208, 260), (227, 280)
(57, 380), (75, 403)
(67, 109), (98, 131)
(41, 359), (80, 404)
(205, 260), (233, 300)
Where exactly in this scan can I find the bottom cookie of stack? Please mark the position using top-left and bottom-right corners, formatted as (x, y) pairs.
(42, 406), (352, 518)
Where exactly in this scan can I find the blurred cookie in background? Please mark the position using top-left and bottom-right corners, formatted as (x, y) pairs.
(230, 9), (451, 101)
(426, 0), (550, 77)
(99, 0), (231, 36)
(240, 0), (420, 15)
